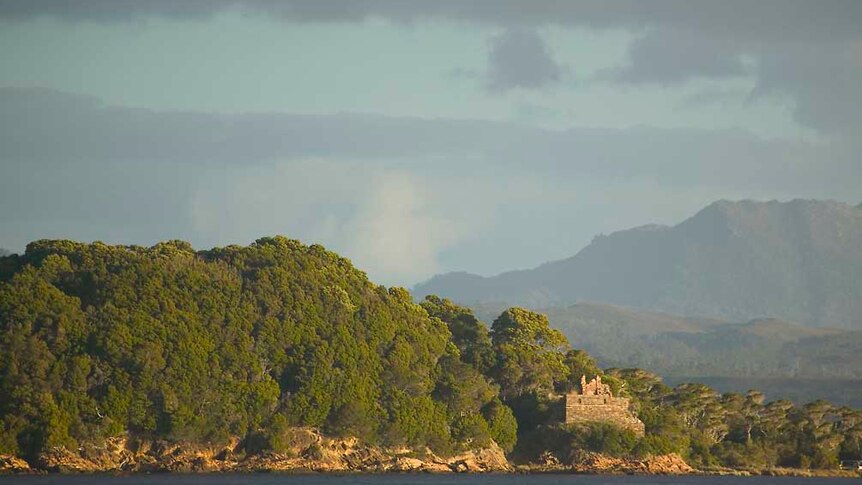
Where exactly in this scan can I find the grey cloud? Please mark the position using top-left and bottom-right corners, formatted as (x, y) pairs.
(602, 29), (747, 84)
(485, 29), (563, 92)
(0, 87), (517, 164)
(2, 88), (860, 194)
(599, 29), (860, 134)
(0, 0), (232, 22)
(609, 29), (862, 134)
(3, 88), (861, 281)
(752, 42), (862, 134)
(323, 1), (862, 135)
(4, 1), (859, 134)
(3, 1), (860, 42)
(2, 157), (201, 247)
(678, 88), (751, 108)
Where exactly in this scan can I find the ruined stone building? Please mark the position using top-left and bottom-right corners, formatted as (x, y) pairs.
(564, 375), (645, 436)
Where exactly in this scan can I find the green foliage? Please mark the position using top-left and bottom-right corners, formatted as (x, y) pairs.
(451, 413), (491, 447)
(567, 422), (639, 456)
(421, 296), (519, 452)
(0, 238), (494, 458)
(516, 422), (642, 462)
(421, 296), (495, 373)
(483, 398), (518, 453)
(1, 237), (860, 471)
(490, 307), (569, 399)
(611, 367), (862, 469)
(559, 350), (602, 393)
(633, 433), (683, 458)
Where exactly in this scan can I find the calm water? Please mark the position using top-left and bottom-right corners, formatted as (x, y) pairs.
(0, 475), (858, 485)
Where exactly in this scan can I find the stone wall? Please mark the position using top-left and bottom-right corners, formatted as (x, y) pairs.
(564, 394), (645, 436)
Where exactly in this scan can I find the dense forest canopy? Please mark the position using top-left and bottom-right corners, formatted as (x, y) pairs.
(0, 238), (860, 469)
(0, 238), (511, 460)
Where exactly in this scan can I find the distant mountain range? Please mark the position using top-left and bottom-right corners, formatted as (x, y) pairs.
(541, 303), (860, 378)
(416, 199), (862, 330)
(0, 248), (10, 257)
(468, 300), (862, 406)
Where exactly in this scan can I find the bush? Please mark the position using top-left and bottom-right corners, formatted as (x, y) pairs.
(483, 399), (518, 453)
(632, 433), (682, 458)
(451, 413), (491, 447)
(567, 422), (639, 457)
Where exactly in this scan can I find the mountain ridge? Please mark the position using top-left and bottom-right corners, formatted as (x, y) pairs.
(415, 199), (862, 329)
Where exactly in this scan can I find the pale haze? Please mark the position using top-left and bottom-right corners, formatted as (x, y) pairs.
(1, 1), (861, 285)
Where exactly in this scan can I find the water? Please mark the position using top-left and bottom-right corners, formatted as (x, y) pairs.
(0, 475), (858, 485)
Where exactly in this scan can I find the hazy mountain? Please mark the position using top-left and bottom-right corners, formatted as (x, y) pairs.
(416, 199), (862, 329)
(470, 301), (862, 406)
(538, 302), (862, 406)
(0, 248), (11, 257)
(540, 302), (860, 378)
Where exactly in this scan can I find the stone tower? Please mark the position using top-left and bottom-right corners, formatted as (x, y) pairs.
(564, 375), (645, 436)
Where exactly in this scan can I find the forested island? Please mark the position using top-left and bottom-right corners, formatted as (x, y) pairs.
(1, 237), (860, 475)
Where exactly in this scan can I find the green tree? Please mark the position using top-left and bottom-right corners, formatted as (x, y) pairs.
(421, 295), (495, 373)
(490, 307), (570, 399)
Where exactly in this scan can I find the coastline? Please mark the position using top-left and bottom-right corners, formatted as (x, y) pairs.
(4, 446), (860, 478)
(0, 429), (511, 475)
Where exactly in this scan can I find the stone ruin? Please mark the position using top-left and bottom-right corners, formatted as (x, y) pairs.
(564, 375), (645, 436)
(580, 374), (613, 396)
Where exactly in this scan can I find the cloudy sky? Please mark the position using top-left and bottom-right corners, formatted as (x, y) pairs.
(1, 1), (861, 285)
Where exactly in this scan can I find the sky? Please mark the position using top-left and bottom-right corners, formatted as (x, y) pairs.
(1, 0), (861, 285)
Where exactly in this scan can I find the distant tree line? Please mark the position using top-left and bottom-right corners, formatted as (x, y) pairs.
(0, 238), (859, 469)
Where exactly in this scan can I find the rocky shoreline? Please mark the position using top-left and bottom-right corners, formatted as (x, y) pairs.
(517, 451), (862, 477)
(0, 428), (511, 475)
(519, 450), (694, 474)
(2, 429), (860, 478)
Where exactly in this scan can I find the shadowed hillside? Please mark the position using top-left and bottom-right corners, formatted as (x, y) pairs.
(416, 199), (862, 329)
(473, 301), (862, 406)
(543, 303), (862, 378)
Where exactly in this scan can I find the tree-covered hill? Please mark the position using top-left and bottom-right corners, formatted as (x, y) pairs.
(425, 298), (862, 470)
(1, 239), (860, 471)
(416, 199), (862, 330)
(0, 238), (513, 461)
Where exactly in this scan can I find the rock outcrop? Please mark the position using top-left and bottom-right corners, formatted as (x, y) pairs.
(0, 454), (32, 474)
(23, 428), (511, 474)
(569, 451), (694, 474)
(519, 450), (694, 475)
(234, 429), (511, 473)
